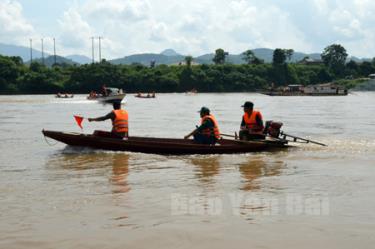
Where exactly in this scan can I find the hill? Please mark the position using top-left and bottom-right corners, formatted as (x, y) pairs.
(65, 54), (91, 64)
(192, 48), (323, 64)
(160, 49), (181, 56)
(25, 55), (78, 67)
(1, 42), (372, 66)
(0, 42), (44, 62)
(110, 53), (185, 65)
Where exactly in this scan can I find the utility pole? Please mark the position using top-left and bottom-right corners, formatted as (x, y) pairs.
(98, 36), (102, 62)
(53, 38), (57, 65)
(29, 38), (33, 62)
(41, 38), (45, 65)
(91, 37), (95, 63)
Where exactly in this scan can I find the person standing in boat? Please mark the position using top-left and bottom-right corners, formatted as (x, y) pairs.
(88, 101), (128, 139)
(239, 101), (265, 140)
(184, 107), (220, 144)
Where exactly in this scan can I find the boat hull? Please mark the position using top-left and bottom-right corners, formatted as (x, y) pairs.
(261, 92), (348, 96)
(42, 130), (289, 155)
(134, 95), (155, 98)
(87, 93), (126, 103)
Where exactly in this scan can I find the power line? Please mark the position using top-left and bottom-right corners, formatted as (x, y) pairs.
(98, 36), (103, 62)
(29, 38), (33, 62)
(41, 38), (45, 65)
(90, 37), (95, 63)
(53, 38), (57, 65)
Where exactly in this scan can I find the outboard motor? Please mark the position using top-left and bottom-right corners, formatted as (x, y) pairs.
(264, 120), (283, 138)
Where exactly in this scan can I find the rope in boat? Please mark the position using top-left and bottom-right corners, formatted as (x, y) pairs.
(43, 133), (58, 146)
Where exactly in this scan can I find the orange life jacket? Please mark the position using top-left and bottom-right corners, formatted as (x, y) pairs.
(243, 110), (264, 134)
(112, 110), (128, 133)
(201, 114), (220, 139)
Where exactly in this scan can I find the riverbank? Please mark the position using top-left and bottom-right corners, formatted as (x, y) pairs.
(2, 54), (375, 95)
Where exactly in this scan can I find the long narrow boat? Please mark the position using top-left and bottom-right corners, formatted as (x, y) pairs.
(134, 95), (156, 98)
(42, 130), (289, 155)
(87, 93), (126, 103)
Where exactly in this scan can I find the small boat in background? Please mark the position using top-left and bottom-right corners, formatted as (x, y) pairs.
(134, 92), (156, 98)
(185, 88), (198, 95)
(87, 87), (126, 103)
(261, 83), (348, 96)
(56, 93), (74, 98)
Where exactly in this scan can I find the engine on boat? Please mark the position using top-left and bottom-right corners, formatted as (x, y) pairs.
(264, 120), (283, 138)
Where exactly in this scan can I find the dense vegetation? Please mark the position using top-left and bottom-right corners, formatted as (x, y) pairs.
(1, 44), (374, 94)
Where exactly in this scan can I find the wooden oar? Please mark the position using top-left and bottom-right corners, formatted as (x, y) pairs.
(280, 132), (327, 146)
(220, 133), (287, 146)
(220, 133), (237, 139)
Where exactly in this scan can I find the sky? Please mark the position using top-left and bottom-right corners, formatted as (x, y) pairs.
(1, 0), (375, 59)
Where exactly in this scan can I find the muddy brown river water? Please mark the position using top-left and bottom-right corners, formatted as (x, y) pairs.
(0, 93), (374, 249)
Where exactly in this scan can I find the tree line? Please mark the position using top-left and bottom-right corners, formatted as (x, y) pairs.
(1, 44), (374, 94)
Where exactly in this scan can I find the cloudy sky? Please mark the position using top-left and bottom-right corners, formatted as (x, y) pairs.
(1, 0), (375, 59)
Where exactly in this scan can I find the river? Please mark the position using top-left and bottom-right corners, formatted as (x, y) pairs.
(0, 92), (374, 249)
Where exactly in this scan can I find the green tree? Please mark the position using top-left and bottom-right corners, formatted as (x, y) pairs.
(359, 61), (374, 77)
(212, 48), (228, 65)
(345, 60), (359, 77)
(29, 61), (46, 73)
(285, 49), (294, 62)
(273, 48), (286, 65)
(242, 50), (263, 65)
(184, 55), (193, 67)
(242, 50), (255, 64)
(0, 56), (19, 84)
(317, 68), (332, 83)
(321, 44), (348, 76)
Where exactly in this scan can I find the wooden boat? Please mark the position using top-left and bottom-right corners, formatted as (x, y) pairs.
(42, 130), (289, 155)
(134, 94), (156, 98)
(261, 83), (348, 96)
(55, 93), (74, 98)
(87, 93), (126, 103)
(262, 91), (348, 96)
(87, 87), (126, 103)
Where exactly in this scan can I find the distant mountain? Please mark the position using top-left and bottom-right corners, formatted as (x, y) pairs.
(160, 49), (180, 56)
(66, 54), (91, 64)
(347, 56), (372, 63)
(238, 48), (322, 63)
(110, 53), (185, 66)
(1, 42), (372, 66)
(0, 42), (83, 65)
(25, 55), (78, 67)
(194, 53), (214, 64)
(0, 42), (44, 62)
(193, 49), (322, 64)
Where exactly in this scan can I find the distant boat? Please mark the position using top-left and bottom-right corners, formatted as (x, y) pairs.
(261, 83), (348, 96)
(134, 93), (156, 98)
(55, 93), (74, 98)
(185, 88), (198, 95)
(87, 87), (126, 103)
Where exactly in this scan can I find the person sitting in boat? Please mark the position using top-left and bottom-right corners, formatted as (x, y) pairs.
(102, 84), (108, 96)
(239, 101), (265, 140)
(88, 101), (128, 139)
(184, 107), (221, 144)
